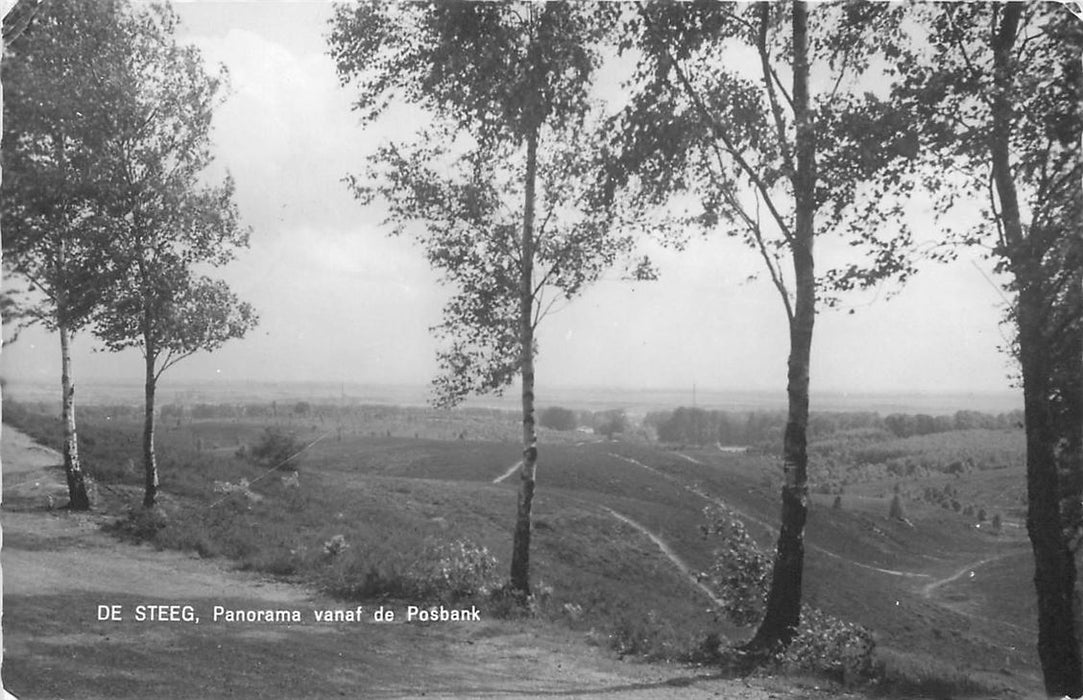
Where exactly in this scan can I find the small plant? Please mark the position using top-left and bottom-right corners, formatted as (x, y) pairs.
(411, 538), (501, 601)
(779, 606), (879, 684)
(699, 504), (772, 625)
(248, 427), (303, 471)
(323, 534), (350, 559)
(319, 547), (413, 600)
(113, 505), (170, 542)
(488, 579), (556, 619)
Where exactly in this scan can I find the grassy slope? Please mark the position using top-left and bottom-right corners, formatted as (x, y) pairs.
(3, 405), (1041, 696)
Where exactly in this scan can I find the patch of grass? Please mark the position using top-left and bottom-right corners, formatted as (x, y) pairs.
(874, 647), (1011, 698)
(3, 400), (143, 484)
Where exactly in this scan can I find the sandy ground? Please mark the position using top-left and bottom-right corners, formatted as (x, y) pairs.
(1, 425), (856, 700)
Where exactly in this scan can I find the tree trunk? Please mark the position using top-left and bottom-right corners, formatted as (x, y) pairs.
(142, 350), (159, 509)
(990, 5), (1083, 695)
(510, 127), (539, 597)
(1018, 280), (1082, 697)
(58, 322), (90, 511)
(746, 0), (815, 653)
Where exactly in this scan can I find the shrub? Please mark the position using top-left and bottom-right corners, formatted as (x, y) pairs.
(319, 547), (413, 600)
(779, 607), (878, 684)
(605, 609), (703, 661)
(322, 534), (350, 560)
(699, 504), (772, 626)
(593, 409), (627, 439)
(488, 580), (555, 620)
(539, 406), (577, 431)
(111, 505), (170, 542)
(410, 539), (501, 602)
(247, 427), (303, 471)
(608, 610), (666, 658)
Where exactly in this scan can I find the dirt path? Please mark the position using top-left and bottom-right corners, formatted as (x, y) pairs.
(920, 554), (1010, 599)
(599, 506), (725, 608)
(3, 427), (831, 700)
(492, 460), (522, 484)
(609, 451), (931, 581)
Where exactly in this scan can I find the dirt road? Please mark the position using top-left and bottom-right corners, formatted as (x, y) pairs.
(2, 426), (843, 700)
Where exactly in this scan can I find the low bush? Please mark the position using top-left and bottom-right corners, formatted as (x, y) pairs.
(319, 547), (414, 601)
(539, 406), (577, 432)
(487, 580), (556, 620)
(699, 504), (772, 626)
(410, 539), (501, 602)
(606, 609), (701, 661)
(110, 504), (170, 542)
(247, 427), (303, 471)
(699, 505), (879, 685)
(778, 606), (878, 684)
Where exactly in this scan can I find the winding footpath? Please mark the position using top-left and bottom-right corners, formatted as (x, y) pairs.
(599, 506), (726, 608)
(492, 459), (522, 484)
(608, 452), (931, 581)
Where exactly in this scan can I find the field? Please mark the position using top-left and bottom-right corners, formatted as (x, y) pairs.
(2, 396), (1044, 698)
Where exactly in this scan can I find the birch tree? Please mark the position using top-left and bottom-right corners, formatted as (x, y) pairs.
(1, 0), (136, 510)
(607, 1), (918, 652)
(90, 3), (256, 509)
(330, 2), (649, 597)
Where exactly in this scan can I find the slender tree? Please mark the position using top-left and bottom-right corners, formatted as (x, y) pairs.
(893, 4), (1083, 694)
(90, 3), (256, 509)
(330, 3), (650, 597)
(608, 1), (918, 652)
(2, 0), (137, 510)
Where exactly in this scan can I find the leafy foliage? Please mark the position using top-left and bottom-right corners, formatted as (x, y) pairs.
(409, 539), (502, 602)
(699, 504), (772, 626)
(776, 606), (878, 684)
(329, 3), (603, 143)
(539, 406), (577, 432)
(331, 3), (652, 409)
(607, 3), (921, 310)
(889, 10), (1082, 692)
(593, 409), (627, 440)
(247, 427), (304, 471)
(1, 0), (132, 332)
(700, 502), (878, 682)
(87, 2), (257, 377)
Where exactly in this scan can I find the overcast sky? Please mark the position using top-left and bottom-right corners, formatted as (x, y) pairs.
(1, 2), (1020, 402)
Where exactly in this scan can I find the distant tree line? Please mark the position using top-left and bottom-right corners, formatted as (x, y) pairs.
(646, 406), (1026, 446)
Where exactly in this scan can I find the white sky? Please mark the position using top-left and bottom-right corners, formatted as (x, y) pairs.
(0, 1), (1020, 401)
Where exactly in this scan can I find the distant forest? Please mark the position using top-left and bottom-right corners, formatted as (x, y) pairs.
(643, 407), (1025, 446)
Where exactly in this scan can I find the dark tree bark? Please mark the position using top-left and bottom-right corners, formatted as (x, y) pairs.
(990, 5), (1083, 695)
(510, 127), (540, 597)
(745, 0), (815, 653)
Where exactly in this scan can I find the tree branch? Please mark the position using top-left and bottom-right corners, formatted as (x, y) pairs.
(758, 2), (795, 175)
(638, 7), (795, 245)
